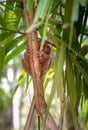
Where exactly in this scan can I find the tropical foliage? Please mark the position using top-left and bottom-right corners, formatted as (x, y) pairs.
(0, 0), (88, 130)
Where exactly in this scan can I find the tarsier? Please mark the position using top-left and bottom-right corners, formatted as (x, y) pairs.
(22, 42), (52, 130)
(22, 42), (52, 80)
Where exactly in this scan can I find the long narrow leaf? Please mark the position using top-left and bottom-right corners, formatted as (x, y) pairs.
(0, 43), (5, 79)
(66, 53), (78, 130)
(40, 1), (52, 50)
(34, 0), (51, 23)
(0, 33), (10, 42)
(46, 44), (66, 119)
(11, 70), (25, 99)
(66, 54), (77, 105)
(69, 52), (88, 85)
(3, 42), (26, 66)
(71, 0), (79, 22)
(27, 0), (34, 11)
(6, 35), (24, 54)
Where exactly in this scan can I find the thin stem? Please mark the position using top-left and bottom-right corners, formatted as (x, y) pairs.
(7, 0), (23, 2)
(68, 22), (74, 49)
(0, 27), (25, 35)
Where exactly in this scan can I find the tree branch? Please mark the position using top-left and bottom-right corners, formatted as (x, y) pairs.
(24, 97), (36, 130)
(22, 0), (58, 130)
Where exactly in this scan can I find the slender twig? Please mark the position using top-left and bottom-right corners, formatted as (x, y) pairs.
(24, 97), (36, 130)
(0, 27), (25, 35)
(7, 0), (23, 2)
(38, 116), (40, 130)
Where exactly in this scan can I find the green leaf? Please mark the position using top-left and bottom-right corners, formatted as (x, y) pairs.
(46, 44), (66, 119)
(40, 1), (52, 50)
(81, 40), (88, 47)
(47, 32), (61, 48)
(71, 0), (79, 22)
(12, 70), (25, 99)
(3, 42), (26, 66)
(63, 0), (74, 41)
(26, 0), (53, 33)
(44, 68), (55, 91)
(66, 53), (78, 130)
(27, 0), (34, 11)
(50, 0), (60, 13)
(6, 35), (24, 54)
(69, 52), (88, 85)
(66, 54), (77, 105)
(4, 2), (21, 30)
(34, 0), (51, 23)
(75, 70), (82, 105)
(0, 88), (11, 110)
(25, 74), (32, 92)
(0, 33), (10, 42)
(0, 13), (6, 27)
(79, 0), (87, 6)
(0, 43), (5, 79)
(83, 78), (88, 99)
